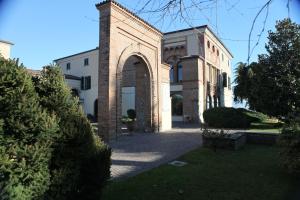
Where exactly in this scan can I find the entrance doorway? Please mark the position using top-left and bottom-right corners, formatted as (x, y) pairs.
(120, 55), (152, 132)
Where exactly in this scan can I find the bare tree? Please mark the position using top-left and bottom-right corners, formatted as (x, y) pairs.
(131, 0), (291, 62)
(86, 0), (291, 62)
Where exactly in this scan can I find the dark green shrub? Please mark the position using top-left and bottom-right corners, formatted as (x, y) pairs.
(203, 107), (252, 128)
(0, 58), (59, 200)
(127, 109), (136, 120)
(279, 122), (300, 174)
(33, 66), (111, 200)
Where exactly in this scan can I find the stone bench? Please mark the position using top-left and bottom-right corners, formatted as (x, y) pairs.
(203, 133), (247, 150)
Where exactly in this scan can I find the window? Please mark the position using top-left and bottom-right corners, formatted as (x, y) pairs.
(222, 72), (227, 87)
(206, 95), (212, 109)
(207, 41), (210, 48)
(66, 63), (71, 70)
(212, 45), (215, 52)
(84, 58), (89, 66)
(177, 64), (183, 82)
(208, 65), (212, 82)
(81, 76), (91, 90)
(169, 63), (182, 83)
(217, 49), (219, 56)
(211, 67), (217, 85)
(228, 77), (231, 90)
(170, 65), (174, 83)
(222, 54), (224, 61)
(217, 69), (221, 86)
(86, 76), (91, 89)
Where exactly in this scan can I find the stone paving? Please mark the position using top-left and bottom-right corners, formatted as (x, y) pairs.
(109, 127), (203, 179)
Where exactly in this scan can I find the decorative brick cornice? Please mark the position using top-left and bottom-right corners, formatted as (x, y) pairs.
(96, 0), (162, 35)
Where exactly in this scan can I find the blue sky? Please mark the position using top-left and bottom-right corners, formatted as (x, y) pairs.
(0, 0), (299, 71)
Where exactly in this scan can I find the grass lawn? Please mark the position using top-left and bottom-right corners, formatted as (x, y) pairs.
(103, 145), (298, 200)
(247, 128), (281, 133)
(248, 116), (283, 134)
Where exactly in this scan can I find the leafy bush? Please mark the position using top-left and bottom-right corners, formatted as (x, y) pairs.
(0, 58), (59, 200)
(279, 122), (300, 174)
(203, 107), (252, 129)
(33, 66), (111, 200)
(127, 109), (136, 120)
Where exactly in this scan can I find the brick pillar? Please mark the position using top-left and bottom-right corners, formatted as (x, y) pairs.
(180, 56), (205, 123)
(97, 4), (111, 142)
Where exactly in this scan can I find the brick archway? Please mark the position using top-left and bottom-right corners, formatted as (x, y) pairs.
(96, 1), (171, 141)
(116, 47), (154, 134)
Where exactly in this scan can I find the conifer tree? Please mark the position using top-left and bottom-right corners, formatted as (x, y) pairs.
(33, 66), (110, 200)
(0, 57), (59, 200)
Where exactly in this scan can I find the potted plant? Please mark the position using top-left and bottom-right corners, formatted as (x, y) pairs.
(126, 109), (136, 133)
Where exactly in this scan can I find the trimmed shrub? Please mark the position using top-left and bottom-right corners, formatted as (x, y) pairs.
(33, 66), (110, 200)
(279, 122), (300, 174)
(127, 109), (136, 120)
(203, 107), (252, 129)
(0, 58), (59, 200)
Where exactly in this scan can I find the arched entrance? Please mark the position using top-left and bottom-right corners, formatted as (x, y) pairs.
(96, 1), (171, 141)
(120, 55), (152, 132)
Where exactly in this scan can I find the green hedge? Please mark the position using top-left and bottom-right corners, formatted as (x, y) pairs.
(0, 58), (110, 200)
(203, 107), (260, 129)
(279, 122), (300, 174)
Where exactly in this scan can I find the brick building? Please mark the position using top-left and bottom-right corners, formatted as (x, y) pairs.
(55, 0), (233, 140)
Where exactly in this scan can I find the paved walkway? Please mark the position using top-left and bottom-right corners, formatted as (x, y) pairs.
(109, 127), (202, 179)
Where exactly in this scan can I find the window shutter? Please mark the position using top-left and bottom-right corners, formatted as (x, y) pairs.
(81, 77), (84, 90)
